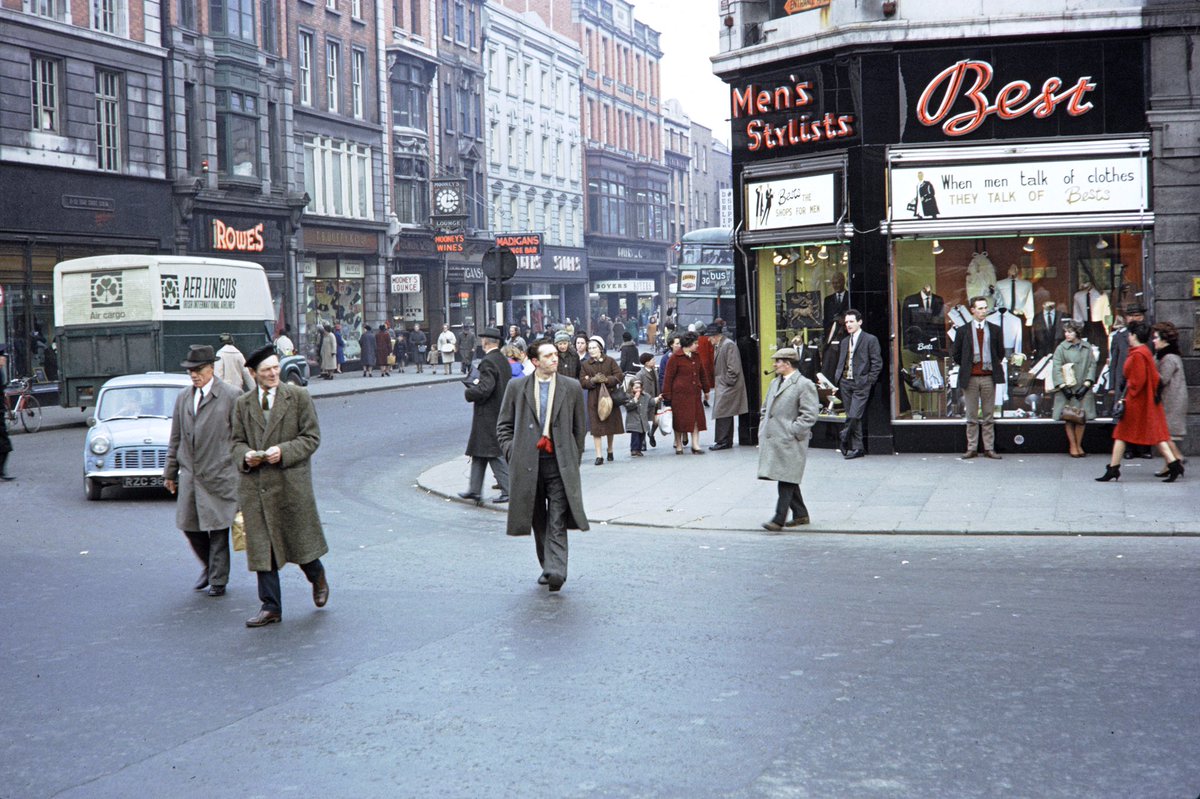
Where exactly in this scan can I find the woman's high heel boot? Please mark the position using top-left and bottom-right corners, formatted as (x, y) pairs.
(1163, 460), (1184, 483)
(1095, 464), (1121, 482)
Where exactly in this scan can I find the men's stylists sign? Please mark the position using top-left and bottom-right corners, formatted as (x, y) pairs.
(888, 155), (1148, 221)
(745, 173), (837, 232)
(730, 62), (858, 158)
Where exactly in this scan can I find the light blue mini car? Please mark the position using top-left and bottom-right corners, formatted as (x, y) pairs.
(84, 372), (191, 501)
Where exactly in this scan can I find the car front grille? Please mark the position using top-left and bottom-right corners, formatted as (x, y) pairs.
(112, 448), (168, 470)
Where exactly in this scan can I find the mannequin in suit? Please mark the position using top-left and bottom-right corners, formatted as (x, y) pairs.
(820, 272), (850, 377)
(1074, 282), (1112, 363)
(832, 309), (882, 459)
(1031, 301), (1067, 360)
(901, 284), (945, 354)
(993, 264), (1034, 324)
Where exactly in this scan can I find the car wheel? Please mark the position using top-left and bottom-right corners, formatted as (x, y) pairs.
(85, 477), (103, 501)
(286, 370), (303, 386)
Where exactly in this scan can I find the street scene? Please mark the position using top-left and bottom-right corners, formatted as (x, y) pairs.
(3, 0), (1199, 795)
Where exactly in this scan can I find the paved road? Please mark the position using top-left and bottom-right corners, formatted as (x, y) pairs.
(2, 383), (1197, 797)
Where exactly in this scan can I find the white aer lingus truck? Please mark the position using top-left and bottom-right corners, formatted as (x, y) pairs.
(53, 255), (280, 407)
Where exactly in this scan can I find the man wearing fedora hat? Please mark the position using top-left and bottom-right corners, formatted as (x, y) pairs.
(164, 344), (241, 596)
(460, 327), (511, 504)
(757, 346), (819, 532)
(705, 322), (748, 450)
(232, 345), (330, 627)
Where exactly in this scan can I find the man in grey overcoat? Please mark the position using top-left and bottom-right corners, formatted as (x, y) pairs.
(460, 327), (511, 504)
(165, 344), (241, 596)
(232, 345), (330, 627)
(706, 322), (749, 450)
(757, 346), (820, 532)
(496, 338), (588, 592)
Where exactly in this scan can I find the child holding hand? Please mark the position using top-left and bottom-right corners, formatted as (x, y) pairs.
(624, 378), (655, 457)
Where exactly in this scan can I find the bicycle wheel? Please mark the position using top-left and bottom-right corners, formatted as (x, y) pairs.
(20, 395), (41, 433)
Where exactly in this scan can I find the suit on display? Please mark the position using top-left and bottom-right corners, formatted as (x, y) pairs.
(820, 289), (851, 376)
(901, 290), (945, 355)
(1031, 307), (1067, 360)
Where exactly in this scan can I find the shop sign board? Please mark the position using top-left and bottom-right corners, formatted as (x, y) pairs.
(495, 233), (542, 256)
(744, 172), (837, 231)
(390, 273), (422, 294)
(593, 280), (656, 293)
(888, 154), (1148, 221)
(730, 62), (858, 157)
(435, 232), (465, 253)
(340, 260), (364, 279)
(784, 0), (830, 11)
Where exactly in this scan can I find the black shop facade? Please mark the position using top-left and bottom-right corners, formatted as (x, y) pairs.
(726, 35), (1153, 454)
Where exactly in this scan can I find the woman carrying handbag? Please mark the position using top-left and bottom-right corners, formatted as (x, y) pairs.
(1050, 320), (1097, 457)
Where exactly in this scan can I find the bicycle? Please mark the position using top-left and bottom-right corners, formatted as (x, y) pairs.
(3, 378), (42, 433)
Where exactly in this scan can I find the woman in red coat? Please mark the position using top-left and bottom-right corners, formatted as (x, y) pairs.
(662, 331), (711, 455)
(1097, 321), (1183, 482)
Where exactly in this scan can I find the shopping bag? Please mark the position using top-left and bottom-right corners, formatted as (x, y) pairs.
(655, 406), (673, 435)
(597, 384), (613, 421)
(231, 511), (246, 552)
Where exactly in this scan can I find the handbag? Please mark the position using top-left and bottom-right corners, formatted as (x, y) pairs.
(597, 384), (613, 421)
(231, 511), (246, 552)
(608, 378), (629, 407)
(1060, 404), (1086, 425)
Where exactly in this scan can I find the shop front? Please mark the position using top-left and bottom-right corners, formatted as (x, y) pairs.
(498, 233), (588, 333)
(587, 240), (670, 335)
(391, 230), (438, 329)
(0, 167), (173, 379)
(299, 225), (384, 366)
(729, 36), (1154, 453)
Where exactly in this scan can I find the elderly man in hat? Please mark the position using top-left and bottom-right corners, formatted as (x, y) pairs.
(164, 344), (241, 596)
(758, 346), (819, 532)
(214, 333), (254, 392)
(706, 322), (748, 450)
(460, 327), (512, 505)
(232, 345), (330, 627)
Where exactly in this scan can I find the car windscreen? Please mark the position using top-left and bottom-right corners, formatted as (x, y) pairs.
(96, 386), (178, 420)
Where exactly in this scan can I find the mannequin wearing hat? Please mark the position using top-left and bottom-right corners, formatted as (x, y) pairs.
(232, 345), (330, 627)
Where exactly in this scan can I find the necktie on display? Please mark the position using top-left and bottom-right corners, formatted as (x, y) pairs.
(924, 295), (930, 313)
(1010, 282), (1017, 312)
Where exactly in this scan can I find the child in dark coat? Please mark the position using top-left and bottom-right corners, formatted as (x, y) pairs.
(624, 378), (655, 456)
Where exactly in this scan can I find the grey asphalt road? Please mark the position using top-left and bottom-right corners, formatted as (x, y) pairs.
(2, 383), (1197, 798)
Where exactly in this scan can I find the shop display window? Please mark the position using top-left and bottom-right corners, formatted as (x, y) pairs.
(764, 242), (851, 416)
(890, 233), (1143, 422)
(306, 276), (365, 361)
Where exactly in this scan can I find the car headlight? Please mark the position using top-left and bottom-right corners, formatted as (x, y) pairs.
(90, 435), (111, 455)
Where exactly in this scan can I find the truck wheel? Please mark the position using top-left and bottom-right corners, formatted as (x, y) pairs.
(286, 371), (303, 386)
(85, 477), (103, 501)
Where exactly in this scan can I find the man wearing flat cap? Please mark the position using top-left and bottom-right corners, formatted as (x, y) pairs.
(232, 345), (330, 627)
(460, 327), (511, 504)
(706, 322), (748, 450)
(757, 346), (819, 532)
(165, 345), (241, 596)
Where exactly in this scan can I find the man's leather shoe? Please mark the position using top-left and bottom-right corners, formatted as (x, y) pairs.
(194, 569), (209, 591)
(785, 516), (810, 527)
(491, 494), (509, 503)
(709, 443), (732, 451)
(458, 491), (483, 505)
(961, 451), (978, 460)
(983, 451), (1002, 460)
(547, 576), (564, 592)
(537, 574), (549, 585)
(246, 610), (281, 627)
(207, 585), (226, 597)
(843, 449), (865, 460)
(0, 474), (14, 481)
(762, 521), (784, 532)
(312, 573), (329, 608)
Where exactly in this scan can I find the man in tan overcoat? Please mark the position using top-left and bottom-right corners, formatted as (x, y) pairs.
(165, 344), (241, 596)
(757, 347), (819, 532)
(232, 345), (330, 627)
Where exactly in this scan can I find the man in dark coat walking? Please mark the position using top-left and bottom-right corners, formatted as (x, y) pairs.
(232, 346), (330, 627)
(164, 344), (241, 596)
(497, 338), (588, 592)
(460, 327), (511, 504)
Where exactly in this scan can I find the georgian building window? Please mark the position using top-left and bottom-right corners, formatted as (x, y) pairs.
(95, 70), (122, 171)
(299, 32), (314, 106)
(393, 155), (428, 224)
(304, 136), (374, 219)
(325, 40), (340, 113)
(91, 0), (126, 34)
(260, 0), (277, 53)
(215, 89), (259, 177)
(210, 0), (254, 41)
(391, 64), (428, 129)
(351, 49), (365, 119)
(588, 168), (626, 237)
(30, 56), (61, 133)
(26, 0), (68, 20)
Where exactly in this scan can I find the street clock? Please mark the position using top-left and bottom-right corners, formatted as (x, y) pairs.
(430, 179), (467, 221)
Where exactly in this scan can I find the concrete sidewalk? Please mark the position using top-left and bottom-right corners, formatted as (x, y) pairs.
(21, 366), (468, 434)
(419, 441), (1198, 536)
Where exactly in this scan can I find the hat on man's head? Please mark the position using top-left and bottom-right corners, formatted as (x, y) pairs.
(704, 322), (724, 336)
(180, 345), (217, 369)
(770, 346), (799, 361)
(245, 344), (278, 371)
(479, 326), (503, 342)
(1125, 304), (1147, 316)
(554, 331), (571, 343)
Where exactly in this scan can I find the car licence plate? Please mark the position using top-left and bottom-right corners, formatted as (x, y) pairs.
(122, 476), (165, 488)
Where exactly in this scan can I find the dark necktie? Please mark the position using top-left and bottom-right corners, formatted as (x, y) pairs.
(261, 391), (270, 411)
(923, 295), (930, 313)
